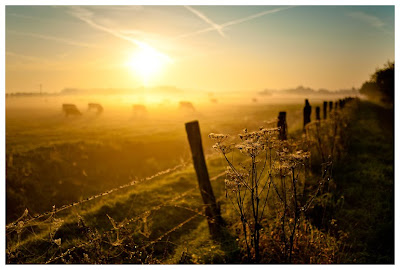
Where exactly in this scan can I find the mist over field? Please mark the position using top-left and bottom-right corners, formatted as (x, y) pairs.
(5, 4), (394, 265)
(5, 86), (359, 227)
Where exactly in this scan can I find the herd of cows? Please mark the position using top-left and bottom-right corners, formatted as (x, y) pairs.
(61, 101), (196, 117)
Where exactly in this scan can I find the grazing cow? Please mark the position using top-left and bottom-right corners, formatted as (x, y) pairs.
(179, 101), (195, 111)
(88, 103), (104, 115)
(62, 104), (81, 116)
(132, 104), (148, 117)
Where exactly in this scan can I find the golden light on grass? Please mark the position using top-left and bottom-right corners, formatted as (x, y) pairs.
(127, 42), (172, 86)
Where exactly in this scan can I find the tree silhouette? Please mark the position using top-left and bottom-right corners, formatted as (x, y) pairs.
(360, 61), (394, 104)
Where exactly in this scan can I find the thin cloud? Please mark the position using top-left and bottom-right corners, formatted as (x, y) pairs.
(118, 29), (166, 44)
(6, 51), (48, 62)
(89, 6), (144, 12)
(347, 11), (393, 37)
(68, 7), (137, 44)
(7, 29), (97, 48)
(6, 51), (118, 71)
(6, 51), (59, 70)
(7, 13), (41, 21)
(221, 6), (293, 28)
(176, 6), (294, 39)
(347, 11), (385, 29)
(184, 6), (225, 38)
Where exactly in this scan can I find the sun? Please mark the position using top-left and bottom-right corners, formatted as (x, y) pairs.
(127, 43), (171, 86)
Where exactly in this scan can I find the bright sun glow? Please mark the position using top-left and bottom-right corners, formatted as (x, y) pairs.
(127, 43), (172, 86)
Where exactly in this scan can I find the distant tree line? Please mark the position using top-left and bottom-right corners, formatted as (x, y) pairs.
(259, 86), (359, 96)
(359, 61), (394, 104)
(6, 92), (54, 97)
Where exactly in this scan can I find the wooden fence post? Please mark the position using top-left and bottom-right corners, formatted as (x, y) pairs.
(323, 101), (327, 119)
(339, 99), (344, 109)
(185, 120), (223, 238)
(329, 101), (333, 112)
(334, 101), (338, 110)
(277, 111), (287, 140)
(303, 99), (311, 130)
(316, 106), (320, 121)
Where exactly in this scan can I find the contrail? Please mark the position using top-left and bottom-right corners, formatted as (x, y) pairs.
(184, 6), (225, 38)
(7, 29), (96, 48)
(69, 7), (138, 44)
(6, 51), (49, 62)
(222, 6), (293, 28)
(176, 6), (294, 39)
(68, 7), (172, 63)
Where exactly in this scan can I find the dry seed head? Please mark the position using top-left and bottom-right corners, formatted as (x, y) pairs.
(225, 166), (248, 184)
(50, 218), (64, 238)
(236, 141), (263, 157)
(208, 133), (229, 143)
(224, 179), (238, 191)
(107, 214), (118, 229)
(16, 221), (25, 235)
(260, 127), (280, 136)
(54, 238), (61, 246)
(287, 150), (310, 167)
(212, 142), (233, 154)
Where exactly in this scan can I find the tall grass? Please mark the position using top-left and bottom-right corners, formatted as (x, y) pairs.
(6, 99), (356, 264)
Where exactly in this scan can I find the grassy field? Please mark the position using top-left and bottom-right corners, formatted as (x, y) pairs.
(6, 96), (305, 263)
(332, 101), (394, 263)
(6, 96), (393, 264)
(6, 96), (309, 223)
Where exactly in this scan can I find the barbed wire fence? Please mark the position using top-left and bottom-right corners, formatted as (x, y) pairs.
(7, 97), (356, 264)
(42, 171), (226, 264)
(7, 146), (226, 264)
(6, 162), (188, 230)
(7, 149), (224, 232)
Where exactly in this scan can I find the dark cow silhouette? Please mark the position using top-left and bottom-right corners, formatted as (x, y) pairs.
(62, 104), (81, 116)
(179, 101), (195, 111)
(88, 103), (103, 115)
(132, 104), (148, 117)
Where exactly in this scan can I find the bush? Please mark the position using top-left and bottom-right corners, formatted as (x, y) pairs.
(360, 62), (394, 104)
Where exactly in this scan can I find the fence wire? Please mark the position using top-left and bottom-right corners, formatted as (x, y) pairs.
(6, 161), (190, 231)
(43, 171), (226, 264)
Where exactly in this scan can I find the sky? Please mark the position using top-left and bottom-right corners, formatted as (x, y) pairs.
(5, 5), (395, 93)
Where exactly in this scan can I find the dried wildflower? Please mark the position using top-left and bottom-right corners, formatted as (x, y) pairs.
(225, 167), (241, 182)
(208, 133), (229, 143)
(224, 179), (238, 192)
(277, 148), (310, 169)
(107, 214), (118, 230)
(289, 150), (310, 165)
(54, 238), (61, 246)
(239, 130), (260, 141)
(50, 218), (64, 239)
(212, 142), (234, 154)
(16, 221), (25, 235)
(83, 253), (90, 263)
(236, 140), (264, 157)
(260, 127), (280, 136)
(210, 124), (318, 263)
